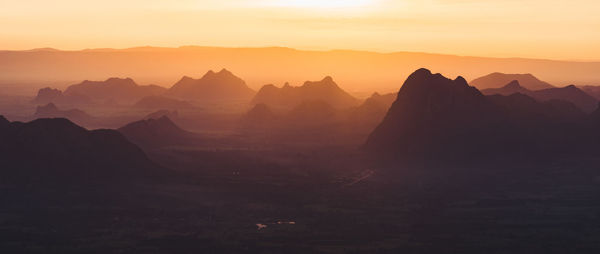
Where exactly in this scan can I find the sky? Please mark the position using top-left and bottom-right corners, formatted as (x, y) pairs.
(1, 0), (599, 60)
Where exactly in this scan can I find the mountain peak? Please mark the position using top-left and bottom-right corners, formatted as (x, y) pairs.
(365, 68), (490, 154)
(505, 80), (522, 89)
(454, 76), (468, 87)
(565, 84), (577, 89)
(322, 76), (334, 83)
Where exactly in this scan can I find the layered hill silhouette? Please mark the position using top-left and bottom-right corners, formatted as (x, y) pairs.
(365, 68), (596, 164)
(241, 103), (278, 130)
(348, 92), (396, 129)
(32, 87), (91, 105)
(580, 85), (600, 100)
(133, 96), (194, 110)
(252, 77), (359, 109)
(63, 77), (166, 104)
(167, 69), (255, 102)
(144, 110), (179, 120)
(0, 117), (162, 184)
(482, 81), (598, 112)
(471, 72), (555, 90)
(4, 46), (600, 95)
(118, 116), (197, 147)
(33, 78), (165, 105)
(34, 103), (94, 125)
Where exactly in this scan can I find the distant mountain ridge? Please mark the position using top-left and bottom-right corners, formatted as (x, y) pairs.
(118, 116), (197, 147)
(167, 69), (255, 102)
(482, 81), (598, 112)
(3, 46), (600, 94)
(471, 72), (555, 90)
(64, 77), (166, 104)
(252, 76), (359, 109)
(32, 77), (166, 105)
(34, 103), (94, 125)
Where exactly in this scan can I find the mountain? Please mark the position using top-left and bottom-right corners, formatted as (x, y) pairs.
(133, 96), (195, 110)
(580, 86), (600, 100)
(32, 87), (63, 104)
(533, 85), (598, 113)
(118, 116), (197, 147)
(240, 104), (278, 131)
(365, 68), (593, 164)
(32, 87), (91, 105)
(63, 77), (166, 104)
(592, 103), (600, 124)
(487, 93), (586, 121)
(481, 80), (531, 96)
(3, 47), (600, 95)
(348, 92), (396, 130)
(0, 117), (162, 184)
(167, 69), (255, 102)
(471, 73), (554, 90)
(34, 103), (93, 125)
(252, 77), (359, 109)
(144, 110), (179, 120)
(482, 81), (598, 113)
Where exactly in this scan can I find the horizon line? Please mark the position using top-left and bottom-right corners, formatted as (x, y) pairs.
(2, 45), (599, 63)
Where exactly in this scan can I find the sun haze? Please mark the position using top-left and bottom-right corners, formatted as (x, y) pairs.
(1, 0), (599, 60)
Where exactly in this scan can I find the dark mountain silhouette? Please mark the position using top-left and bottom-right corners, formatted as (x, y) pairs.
(482, 81), (598, 113)
(63, 77), (166, 104)
(167, 69), (255, 102)
(133, 96), (194, 110)
(32, 87), (91, 105)
(252, 77), (359, 109)
(471, 72), (554, 90)
(580, 86), (600, 100)
(118, 116), (197, 147)
(592, 103), (600, 124)
(0, 117), (162, 184)
(34, 103), (94, 125)
(0, 115), (8, 129)
(365, 68), (594, 164)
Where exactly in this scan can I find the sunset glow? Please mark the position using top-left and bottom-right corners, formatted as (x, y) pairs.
(263, 0), (375, 8)
(0, 0), (599, 60)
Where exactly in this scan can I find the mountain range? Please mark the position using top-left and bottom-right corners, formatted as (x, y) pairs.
(471, 72), (555, 90)
(252, 76), (359, 109)
(34, 103), (94, 125)
(3, 46), (600, 94)
(482, 81), (598, 112)
(33, 78), (165, 105)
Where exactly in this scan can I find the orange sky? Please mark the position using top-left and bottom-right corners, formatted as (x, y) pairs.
(1, 0), (599, 60)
